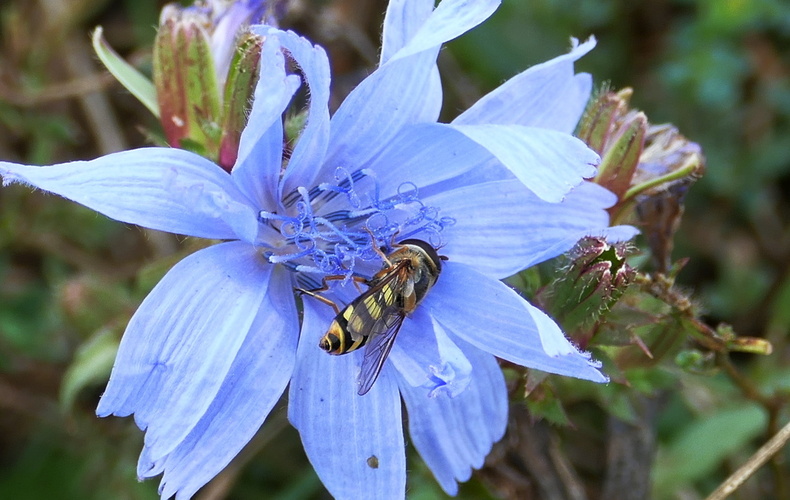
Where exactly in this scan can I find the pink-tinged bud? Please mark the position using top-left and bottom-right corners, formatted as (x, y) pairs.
(538, 236), (635, 337)
(154, 13), (219, 154)
(579, 88), (705, 271)
(578, 89), (648, 200)
(153, 1), (280, 170)
(632, 125), (705, 271)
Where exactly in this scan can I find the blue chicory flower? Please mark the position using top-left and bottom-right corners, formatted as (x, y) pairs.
(0, 0), (637, 498)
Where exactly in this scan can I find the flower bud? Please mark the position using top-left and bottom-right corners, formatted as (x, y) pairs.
(674, 349), (717, 374)
(153, 1), (282, 170)
(538, 236), (635, 335)
(578, 89), (648, 200)
(633, 125), (705, 271)
(579, 88), (705, 271)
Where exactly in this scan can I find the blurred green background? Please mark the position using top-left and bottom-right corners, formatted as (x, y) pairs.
(1, 0), (789, 499)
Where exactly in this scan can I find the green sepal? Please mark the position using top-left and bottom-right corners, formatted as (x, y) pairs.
(614, 313), (693, 369)
(540, 238), (634, 332)
(178, 137), (211, 159)
(285, 110), (309, 145)
(92, 26), (159, 117)
(576, 88), (631, 154)
(153, 18), (187, 146)
(219, 33), (263, 169)
(595, 112), (647, 200)
(179, 21), (223, 157)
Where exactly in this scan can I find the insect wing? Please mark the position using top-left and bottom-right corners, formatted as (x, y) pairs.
(343, 261), (408, 341)
(357, 306), (406, 395)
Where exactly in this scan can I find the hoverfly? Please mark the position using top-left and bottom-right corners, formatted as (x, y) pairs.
(300, 239), (444, 395)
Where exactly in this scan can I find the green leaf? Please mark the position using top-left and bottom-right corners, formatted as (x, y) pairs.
(652, 404), (767, 498)
(525, 386), (571, 426)
(92, 26), (159, 117)
(60, 327), (119, 412)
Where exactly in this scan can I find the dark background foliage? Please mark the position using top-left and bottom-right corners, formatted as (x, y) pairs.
(1, 0), (789, 498)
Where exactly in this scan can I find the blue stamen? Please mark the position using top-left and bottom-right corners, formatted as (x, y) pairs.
(265, 247), (315, 264)
(264, 169), (452, 279)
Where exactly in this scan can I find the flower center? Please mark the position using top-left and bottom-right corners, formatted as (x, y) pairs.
(259, 167), (454, 280)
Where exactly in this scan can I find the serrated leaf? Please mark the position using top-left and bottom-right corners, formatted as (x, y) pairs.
(92, 26), (159, 117)
(60, 327), (119, 412)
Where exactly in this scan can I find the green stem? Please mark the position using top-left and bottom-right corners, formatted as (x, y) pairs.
(620, 155), (700, 204)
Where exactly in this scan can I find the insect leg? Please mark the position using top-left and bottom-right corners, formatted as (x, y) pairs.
(363, 227), (394, 267)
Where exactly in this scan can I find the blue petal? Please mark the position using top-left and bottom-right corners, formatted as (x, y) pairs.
(388, 307), (472, 397)
(316, 123), (494, 215)
(289, 297), (405, 500)
(321, 0), (499, 181)
(423, 66), (444, 123)
(380, 0), (434, 64)
(232, 33), (301, 211)
(427, 262), (608, 382)
(390, 0), (500, 62)
(369, 123), (492, 196)
(447, 124), (599, 202)
(454, 37), (596, 132)
(255, 28), (332, 197)
(96, 242), (273, 461)
(0, 148), (259, 240)
(421, 180), (623, 278)
(321, 52), (440, 179)
(151, 267), (298, 500)
(602, 224), (641, 242)
(380, 0), (443, 121)
(398, 339), (507, 495)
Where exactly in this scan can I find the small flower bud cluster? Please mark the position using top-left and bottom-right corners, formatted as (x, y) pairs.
(154, 1), (277, 170)
(578, 88), (705, 271)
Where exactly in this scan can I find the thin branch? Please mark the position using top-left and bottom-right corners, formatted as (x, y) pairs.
(705, 419), (790, 500)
